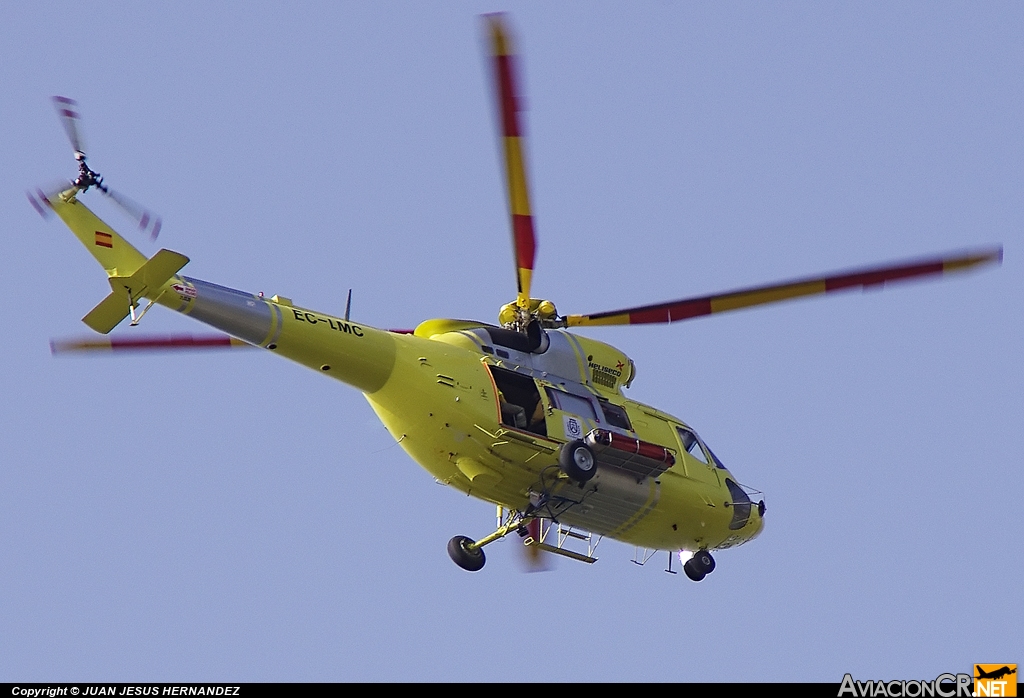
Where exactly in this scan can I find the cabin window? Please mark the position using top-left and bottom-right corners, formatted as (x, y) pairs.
(489, 365), (547, 436)
(598, 398), (632, 431)
(545, 388), (598, 422)
(676, 427), (710, 465)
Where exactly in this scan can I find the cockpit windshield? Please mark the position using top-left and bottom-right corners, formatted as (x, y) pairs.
(676, 426), (726, 469)
(705, 445), (726, 470)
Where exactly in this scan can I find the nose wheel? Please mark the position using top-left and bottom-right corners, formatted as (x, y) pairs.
(683, 550), (715, 582)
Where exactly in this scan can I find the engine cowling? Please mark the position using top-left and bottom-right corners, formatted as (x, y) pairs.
(570, 334), (635, 392)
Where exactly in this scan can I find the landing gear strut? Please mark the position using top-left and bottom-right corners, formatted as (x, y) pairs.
(447, 511), (536, 572)
(683, 550), (715, 582)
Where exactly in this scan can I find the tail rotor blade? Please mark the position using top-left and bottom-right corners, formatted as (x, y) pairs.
(52, 95), (85, 156)
(26, 190), (50, 218)
(26, 181), (74, 219)
(102, 188), (163, 240)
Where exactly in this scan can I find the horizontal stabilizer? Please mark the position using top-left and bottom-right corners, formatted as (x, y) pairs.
(81, 249), (189, 334)
(126, 249), (189, 297)
(82, 292), (131, 334)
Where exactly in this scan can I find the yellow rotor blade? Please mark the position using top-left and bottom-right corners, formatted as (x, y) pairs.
(487, 13), (536, 308)
(565, 247), (1002, 326)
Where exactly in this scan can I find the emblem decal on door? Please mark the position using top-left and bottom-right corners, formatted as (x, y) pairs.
(563, 415), (584, 440)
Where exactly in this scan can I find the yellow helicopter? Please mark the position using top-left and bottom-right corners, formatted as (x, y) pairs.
(34, 14), (1001, 581)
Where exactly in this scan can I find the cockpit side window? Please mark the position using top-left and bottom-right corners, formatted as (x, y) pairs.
(598, 398), (632, 431)
(676, 427), (710, 465)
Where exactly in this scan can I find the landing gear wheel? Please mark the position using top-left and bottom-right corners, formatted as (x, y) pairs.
(447, 535), (486, 572)
(692, 550), (715, 575)
(559, 440), (597, 483)
(683, 558), (706, 582)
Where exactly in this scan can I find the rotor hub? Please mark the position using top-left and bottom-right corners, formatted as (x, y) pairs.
(499, 298), (558, 331)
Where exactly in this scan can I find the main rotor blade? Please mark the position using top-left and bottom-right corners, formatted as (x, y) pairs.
(51, 334), (252, 354)
(52, 96), (85, 155)
(564, 247), (1002, 327)
(487, 14), (536, 308)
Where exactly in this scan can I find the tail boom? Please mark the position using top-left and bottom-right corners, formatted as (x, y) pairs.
(158, 277), (397, 393)
(52, 190), (398, 393)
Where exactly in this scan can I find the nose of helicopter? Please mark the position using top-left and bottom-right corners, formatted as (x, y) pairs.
(748, 498), (766, 540)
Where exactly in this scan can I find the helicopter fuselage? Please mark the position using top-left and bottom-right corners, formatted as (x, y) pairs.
(165, 273), (765, 555)
(37, 16), (1003, 577)
(53, 191), (764, 556)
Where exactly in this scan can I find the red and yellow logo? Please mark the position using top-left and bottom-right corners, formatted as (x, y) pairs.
(94, 231), (113, 248)
(974, 665), (1017, 697)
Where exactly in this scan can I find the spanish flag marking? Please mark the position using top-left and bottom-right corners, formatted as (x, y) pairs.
(94, 231), (113, 249)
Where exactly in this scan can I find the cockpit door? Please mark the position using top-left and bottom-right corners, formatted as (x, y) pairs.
(488, 365), (548, 436)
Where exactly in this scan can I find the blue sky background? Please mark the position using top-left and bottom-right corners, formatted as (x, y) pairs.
(1, 1), (1020, 682)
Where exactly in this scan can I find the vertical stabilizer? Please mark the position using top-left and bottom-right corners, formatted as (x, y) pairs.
(49, 188), (147, 277)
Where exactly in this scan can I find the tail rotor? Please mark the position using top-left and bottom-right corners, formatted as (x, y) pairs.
(30, 96), (163, 240)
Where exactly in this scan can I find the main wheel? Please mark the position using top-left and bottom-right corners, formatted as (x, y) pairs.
(683, 558), (706, 582)
(447, 535), (486, 572)
(692, 550), (716, 575)
(559, 440), (597, 483)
